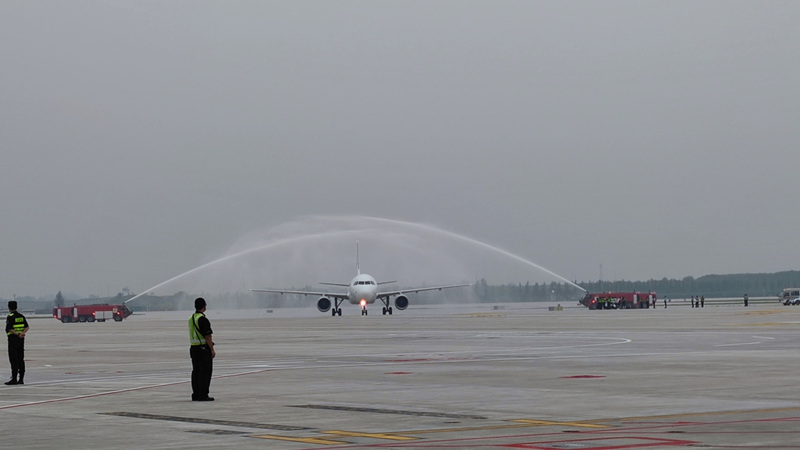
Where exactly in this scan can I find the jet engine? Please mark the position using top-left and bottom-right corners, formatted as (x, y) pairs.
(394, 295), (409, 311)
(317, 297), (332, 313)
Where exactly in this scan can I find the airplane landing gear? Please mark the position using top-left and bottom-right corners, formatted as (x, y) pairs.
(380, 298), (394, 315)
(332, 299), (344, 317)
(361, 307), (368, 316)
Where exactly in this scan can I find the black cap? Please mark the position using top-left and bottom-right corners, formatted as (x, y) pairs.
(194, 297), (206, 310)
(8, 300), (17, 311)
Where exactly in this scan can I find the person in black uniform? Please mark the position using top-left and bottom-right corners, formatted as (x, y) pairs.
(6, 300), (29, 385)
(189, 297), (215, 401)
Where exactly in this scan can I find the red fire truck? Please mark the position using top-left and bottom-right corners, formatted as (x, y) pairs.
(53, 304), (133, 323)
(580, 291), (656, 310)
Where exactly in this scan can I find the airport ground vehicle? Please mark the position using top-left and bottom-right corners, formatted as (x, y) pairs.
(52, 304), (133, 323)
(779, 288), (800, 304)
(580, 291), (656, 310)
(783, 297), (800, 306)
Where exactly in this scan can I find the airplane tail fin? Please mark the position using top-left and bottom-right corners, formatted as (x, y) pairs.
(356, 241), (360, 275)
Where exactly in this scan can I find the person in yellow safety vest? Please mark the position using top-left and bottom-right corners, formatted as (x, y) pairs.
(5, 300), (29, 385)
(189, 297), (215, 401)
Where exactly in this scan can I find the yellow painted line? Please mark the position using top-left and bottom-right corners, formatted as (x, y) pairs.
(394, 420), (576, 435)
(252, 408), (800, 444)
(512, 419), (610, 429)
(395, 423), (545, 435)
(248, 434), (347, 445)
(741, 309), (783, 316)
(323, 430), (417, 441)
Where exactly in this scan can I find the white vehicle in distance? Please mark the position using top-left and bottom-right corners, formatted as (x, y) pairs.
(782, 297), (800, 306)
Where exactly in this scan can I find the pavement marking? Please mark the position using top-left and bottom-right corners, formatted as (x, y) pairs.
(512, 419), (611, 429)
(594, 406), (800, 423)
(393, 422), (555, 435)
(248, 434), (347, 445)
(322, 430), (418, 441)
(505, 436), (697, 449)
(187, 429), (249, 435)
(716, 341), (765, 347)
(731, 321), (797, 327)
(101, 412), (310, 431)
(0, 367), (275, 410)
(290, 404), (487, 419)
(741, 309), (783, 316)
(0, 380), (188, 410)
(246, 423), (537, 445)
(456, 312), (506, 318)
(243, 410), (800, 448)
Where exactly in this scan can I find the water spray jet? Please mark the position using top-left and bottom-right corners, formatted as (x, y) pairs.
(126, 215), (585, 305)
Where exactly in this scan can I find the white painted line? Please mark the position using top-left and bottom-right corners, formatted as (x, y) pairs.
(715, 341), (763, 347)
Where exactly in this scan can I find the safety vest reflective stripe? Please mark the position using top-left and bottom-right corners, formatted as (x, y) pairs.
(7, 315), (25, 336)
(189, 313), (206, 345)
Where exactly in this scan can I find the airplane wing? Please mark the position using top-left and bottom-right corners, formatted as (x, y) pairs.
(377, 283), (472, 300)
(250, 288), (349, 300)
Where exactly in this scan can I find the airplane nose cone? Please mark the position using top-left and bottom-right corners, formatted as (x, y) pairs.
(356, 286), (376, 302)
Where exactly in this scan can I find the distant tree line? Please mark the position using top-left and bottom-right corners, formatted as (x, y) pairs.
(472, 271), (800, 304)
(576, 270), (800, 299)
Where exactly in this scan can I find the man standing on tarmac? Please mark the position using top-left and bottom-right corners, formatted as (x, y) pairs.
(189, 297), (215, 401)
(5, 300), (29, 385)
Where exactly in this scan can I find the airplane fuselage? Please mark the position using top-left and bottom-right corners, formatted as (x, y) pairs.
(348, 273), (378, 306)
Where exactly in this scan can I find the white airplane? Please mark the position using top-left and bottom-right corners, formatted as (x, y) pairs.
(250, 244), (470, 316)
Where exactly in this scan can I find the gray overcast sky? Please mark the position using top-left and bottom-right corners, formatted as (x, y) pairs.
(2, 1), (799, 298)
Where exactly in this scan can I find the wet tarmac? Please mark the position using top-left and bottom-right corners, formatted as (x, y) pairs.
(1, 301), (799, 449)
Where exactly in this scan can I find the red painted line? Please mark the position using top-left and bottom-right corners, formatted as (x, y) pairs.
(291, 430), (696, 450)
(503, 436), (696, 449)
(301, 414), (800, 450)
(560, 375), (606, 379)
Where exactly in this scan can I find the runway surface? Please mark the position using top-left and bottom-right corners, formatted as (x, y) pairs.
(1, 301), (799, 449)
